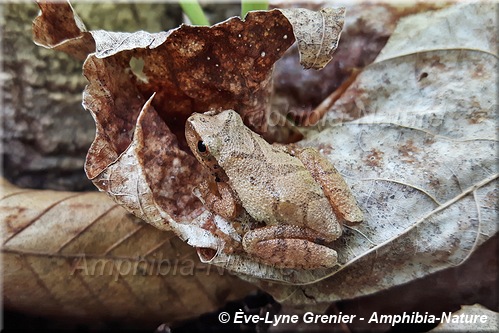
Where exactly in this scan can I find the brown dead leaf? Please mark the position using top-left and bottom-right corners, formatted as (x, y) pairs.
(272, 2), (451, 123)
(1, 178), (256, 324)
(32, 1), (95, 60)
(279, 7), (345, 70)
(266, 234), (497, 331)
(34, 2), (345, 137)
(250, 2), (498, 303)
(33, 1), (347, 274)
(32, 2), (496, 313)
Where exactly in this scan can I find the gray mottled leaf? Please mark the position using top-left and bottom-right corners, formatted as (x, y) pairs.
(279, 7), (345, 69)
(218, 3), (498, 302)
(32, 1), (497, 307)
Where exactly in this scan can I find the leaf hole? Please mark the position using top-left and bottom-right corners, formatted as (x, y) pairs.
(130, 57), (148, 83)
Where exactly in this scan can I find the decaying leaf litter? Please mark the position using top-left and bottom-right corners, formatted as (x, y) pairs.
(33, 1), (350, 278)
(30, 0), (498, 310)
(1, 178), (256, 323)
(260, 2), (497, 305)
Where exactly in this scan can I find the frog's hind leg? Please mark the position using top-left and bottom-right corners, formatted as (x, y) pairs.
(296, 147), (364, 225)
(242, 224), (338, 269)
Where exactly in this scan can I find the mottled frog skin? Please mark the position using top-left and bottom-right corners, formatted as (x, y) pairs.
(186, 110), (363, 269)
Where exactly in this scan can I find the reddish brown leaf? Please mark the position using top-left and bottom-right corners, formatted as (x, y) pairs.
(33, 0), (95, 60)
(30, 1), (497, 317)
(33, 4), (344, 259)
(32, 1), (351, 289)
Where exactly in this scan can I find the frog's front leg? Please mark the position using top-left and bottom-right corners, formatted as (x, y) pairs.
(295, 147), (364, 225)
(242, 225), (338, 269)
(196, 179), (241, 221)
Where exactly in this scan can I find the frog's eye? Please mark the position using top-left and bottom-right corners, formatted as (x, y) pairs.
(197, 140), (207, 153)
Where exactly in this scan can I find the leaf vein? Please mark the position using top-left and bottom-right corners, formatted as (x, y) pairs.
(3, 193), (81, 246)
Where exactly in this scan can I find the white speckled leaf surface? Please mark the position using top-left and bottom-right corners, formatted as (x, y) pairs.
(253, 3), (497, 304)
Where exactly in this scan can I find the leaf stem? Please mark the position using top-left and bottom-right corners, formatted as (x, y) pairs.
(179, 0), (210, 26)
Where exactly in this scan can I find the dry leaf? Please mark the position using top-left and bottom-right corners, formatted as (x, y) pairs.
(1, 178), (256, 324)
(32, 1), (497, 310)
(33, 1), (347, 281)
(252, 2), (498, 303)
(323, 234), (497, 332)
(34, 1), (345, 137)
(430, 304), (498, 332)
(32, 1), (95, 60)
(279, 7), (345, 70)
(272, 2), (451, 121)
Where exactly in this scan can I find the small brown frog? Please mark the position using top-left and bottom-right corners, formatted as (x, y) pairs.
(186, 110), (363, 269)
